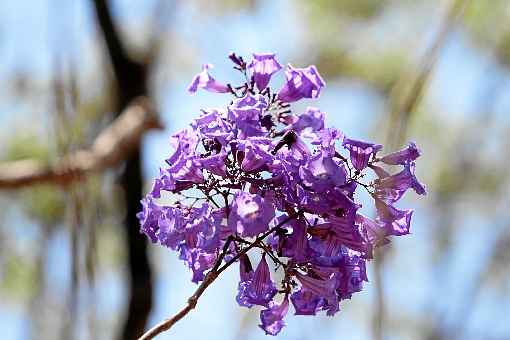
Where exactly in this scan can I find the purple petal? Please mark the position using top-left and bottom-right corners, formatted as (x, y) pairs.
(375, 199), (414, 236)
(342, 137), (383, 171)
(380, 141), (421, 165)
(277, 64), (325, 103)
(228, 191), (275, 237)
(187, 64), (229, 94)
(137, 195), (162, 242)
(238, 255), (277, 307)
(248, 53), (282, 91)
(290, 289), (321, 315)
(228, 94), (268, 138)
(259, 296), (289, 336)
(375, 161), (427, 202)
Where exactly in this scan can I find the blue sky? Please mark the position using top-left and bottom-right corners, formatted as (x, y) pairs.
(1, 1), (509, 339)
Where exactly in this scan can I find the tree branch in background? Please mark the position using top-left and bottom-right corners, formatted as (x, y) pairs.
(0, 98), (161, 189)
(92, 0), (148, 108)
(92, 0), (134, 88)
(91, 1), (157, 339)
(387, 0), (470, 148)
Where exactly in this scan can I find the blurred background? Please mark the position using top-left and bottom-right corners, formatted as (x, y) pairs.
(0, 0), (509, 339)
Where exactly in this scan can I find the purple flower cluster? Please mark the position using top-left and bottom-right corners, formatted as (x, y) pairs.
(138, 52), (426, 335)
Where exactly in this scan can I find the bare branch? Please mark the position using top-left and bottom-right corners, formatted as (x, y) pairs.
(0, 98), (162, 189)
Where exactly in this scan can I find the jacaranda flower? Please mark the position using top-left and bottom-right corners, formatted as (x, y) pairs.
(277, 65), (325, 102)
(228, 191), (275, 237)
(138, 52), (426, 337)
(380, 141), (421, 165)
(188, 64), (230, 94)
(259, 295), (289, 335)
(342, 137), (383, 171)
(237, 255), (277, 307)
(248, 53), (282, 91)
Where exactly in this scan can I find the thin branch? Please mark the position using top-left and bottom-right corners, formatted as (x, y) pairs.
(0, 98), (162, 189)
(138, 214), (297, 340)
(387, 0), (469, 148)
(371, 248), (385, 340)
(372, 2), (469, 340)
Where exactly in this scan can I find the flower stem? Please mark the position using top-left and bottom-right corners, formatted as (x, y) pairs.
(137, 214), (298, 340)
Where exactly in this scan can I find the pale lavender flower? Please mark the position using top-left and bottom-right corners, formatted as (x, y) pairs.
(280, 217), (311, 262)
(342, 137), (383, 171)
(380, 141), (421, 165)
(137, 196), (162, 243)
(248, 53), (282, 91)
(192, 109), (234, 145)
(375, 161), (427, 202)
(292, 107), (325, 134)
(290, 289), (321, 315)
(228, 94), (268, 138)
(228, 192), (275, 237)
(277, 65), (325, 102)
(238, 255), (277, 307)
(259, 296), (289, 335)
(375, 199), (414, 236)
(299, 152), (347, 193)
(188, 64), (230, 93)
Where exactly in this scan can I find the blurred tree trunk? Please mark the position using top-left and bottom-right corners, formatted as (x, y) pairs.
(91, 1), (153, 339)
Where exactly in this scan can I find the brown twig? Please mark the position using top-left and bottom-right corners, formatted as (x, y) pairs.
(138, 214), (297, 340)
(0, 98), (162, 189)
